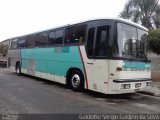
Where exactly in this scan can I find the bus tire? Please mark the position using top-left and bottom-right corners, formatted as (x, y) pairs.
(16, 62), (21, 75)
(69, 70), (84, 92)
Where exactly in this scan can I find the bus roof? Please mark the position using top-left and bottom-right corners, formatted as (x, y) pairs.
(9, 18), (148, 40)
(70, 18), (148, 32)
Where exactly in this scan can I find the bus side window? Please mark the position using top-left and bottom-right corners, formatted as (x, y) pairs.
(48, 31), (56, 46)
(36, 32), (48, 47)
(18, 38), (26, 48)
(55, 30), (63, 45)
(65, 25), (86, 45)
(26, 35), (36, 48)
(11, 39), (18, 49)
(86, 27), (95, 58)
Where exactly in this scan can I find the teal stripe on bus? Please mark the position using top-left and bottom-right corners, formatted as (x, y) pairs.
(123, 60), (151, 69)
(21, 46), (84, 76)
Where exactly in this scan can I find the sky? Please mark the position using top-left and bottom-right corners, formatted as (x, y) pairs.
(0, 0), (127, 42)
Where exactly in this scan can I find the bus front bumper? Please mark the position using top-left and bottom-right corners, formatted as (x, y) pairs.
(108, 78), (152, 94)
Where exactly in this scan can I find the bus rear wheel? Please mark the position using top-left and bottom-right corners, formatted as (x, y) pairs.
(16, 62), (21, 75)
(69, 70), (84, 92)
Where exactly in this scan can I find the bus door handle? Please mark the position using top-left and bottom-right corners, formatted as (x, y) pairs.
(87, 62), (93, 65)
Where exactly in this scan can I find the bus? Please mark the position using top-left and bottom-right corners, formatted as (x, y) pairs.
(7, 18), (152, 94)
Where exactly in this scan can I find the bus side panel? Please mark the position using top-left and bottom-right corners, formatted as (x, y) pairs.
(21, 46), (84, 84)
(8, 49), (21, 70)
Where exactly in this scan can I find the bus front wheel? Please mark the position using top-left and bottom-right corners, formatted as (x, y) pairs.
(69, 70), (84, 92)
(16, 62), (21, 75)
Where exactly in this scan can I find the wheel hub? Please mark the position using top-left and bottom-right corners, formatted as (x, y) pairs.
(71, 74), (80, 88)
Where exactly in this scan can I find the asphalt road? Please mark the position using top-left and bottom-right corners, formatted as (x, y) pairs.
(0, 68), (160, 115)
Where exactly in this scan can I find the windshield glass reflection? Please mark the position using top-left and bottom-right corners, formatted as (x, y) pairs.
(117, 23), (148, 60)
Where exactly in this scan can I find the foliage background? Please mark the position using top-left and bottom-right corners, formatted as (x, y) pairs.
(0, 45), (8, 57)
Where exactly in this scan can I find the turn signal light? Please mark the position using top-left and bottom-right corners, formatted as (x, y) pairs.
(116, 67), (123, 71)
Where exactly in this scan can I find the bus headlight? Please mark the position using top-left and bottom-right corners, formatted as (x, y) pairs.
(121, 84), (131, 89)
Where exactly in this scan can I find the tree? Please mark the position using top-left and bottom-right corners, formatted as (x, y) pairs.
(149, 29), (160, 54)
(119, 0), (160, 29)
(0, 45), (8, 57)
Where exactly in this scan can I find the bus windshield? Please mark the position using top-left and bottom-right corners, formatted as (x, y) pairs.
(117, 23), (148, 61)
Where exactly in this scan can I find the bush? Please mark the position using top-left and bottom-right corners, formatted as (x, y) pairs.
(149, 29), (160, 54)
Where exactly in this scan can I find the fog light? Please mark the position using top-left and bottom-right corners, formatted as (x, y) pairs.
(146, 82), (151, 86)
(121, 84), (131, 89)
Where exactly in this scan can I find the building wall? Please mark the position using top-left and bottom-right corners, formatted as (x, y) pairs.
(148, 53), (160, 81)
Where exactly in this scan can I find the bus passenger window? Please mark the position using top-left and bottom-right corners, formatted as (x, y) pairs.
(55, 30), (63, 45)
(18, 38), (26, 48)
(11, 39), (18, 49)
(36, 32), (48, 47)
(65, 25), (86, 45)
(48, 31), (56, 46)
(26, 35), (36, 48)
